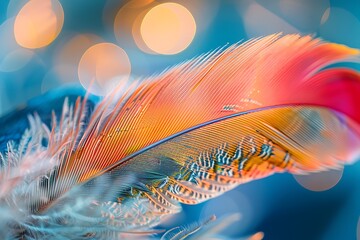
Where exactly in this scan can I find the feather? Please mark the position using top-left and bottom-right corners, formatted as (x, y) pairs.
(1, 34), (360, 238)
(0, 100), (171, 239)
(60, 34), (360, 186)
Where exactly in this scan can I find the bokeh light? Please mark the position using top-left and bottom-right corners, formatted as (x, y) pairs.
(51, 34), (103, 85)
(113, 0), (158, 53)
(0, 48), (34, 73)
(248, 232), (265, 240)
(200, 191), (252, 236)
(239, 1), (300, 38)
(132, 7), (158, 54)
(140, 3), (196, 55)
(243, 0), (329, 34)
(171, 0), (219, 34)
(113, 0), (215, 55)
(321, 8), (331, 25)
(6, 0), (27, 18)
(277, 0), (329, 32)
(0, 18), (35, 73)
(0, 1), (359, 239)
(320, 7), (360, 48)
(78, 43), (131, 95)
(14, 0), (64, 49)
(293, 168), (344, 192)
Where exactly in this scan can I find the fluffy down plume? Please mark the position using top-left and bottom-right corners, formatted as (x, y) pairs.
(0, 34), (360, 239)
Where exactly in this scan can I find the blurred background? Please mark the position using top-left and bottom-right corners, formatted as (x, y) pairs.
(0, 0), (359, 239)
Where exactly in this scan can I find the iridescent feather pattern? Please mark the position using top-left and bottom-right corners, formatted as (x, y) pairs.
(1, 34), (360, 239)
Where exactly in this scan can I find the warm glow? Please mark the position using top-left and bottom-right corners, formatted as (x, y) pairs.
(140, 3), (196, 55)
(248, 232), (265, 240)
(14, 0), (64, 49)
(174, 0), (220, 33)
(113, 0), (158, 53)
(78, 43), (131, 95)
(132, 9), (157, 54)
(54, 34), (102, 83)
(293, 168), (343, 192)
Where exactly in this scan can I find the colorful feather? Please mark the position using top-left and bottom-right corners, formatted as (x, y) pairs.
(60, 34), (360, 183)
(1, 34), (360, 238)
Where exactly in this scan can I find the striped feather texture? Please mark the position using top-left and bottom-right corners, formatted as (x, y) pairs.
(61, 34), (360, 185)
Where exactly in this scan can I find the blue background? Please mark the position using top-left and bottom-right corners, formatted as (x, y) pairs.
(0, 1), (359, 239)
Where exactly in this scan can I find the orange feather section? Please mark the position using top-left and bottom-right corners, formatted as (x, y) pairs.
(87, 106), (360, 204)
(59, 34), (360, 185)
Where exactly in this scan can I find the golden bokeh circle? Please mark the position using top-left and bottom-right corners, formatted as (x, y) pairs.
(14, 0), (64, 49)
(140, 3), (196, 55)
(78, 43), (131, 96)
